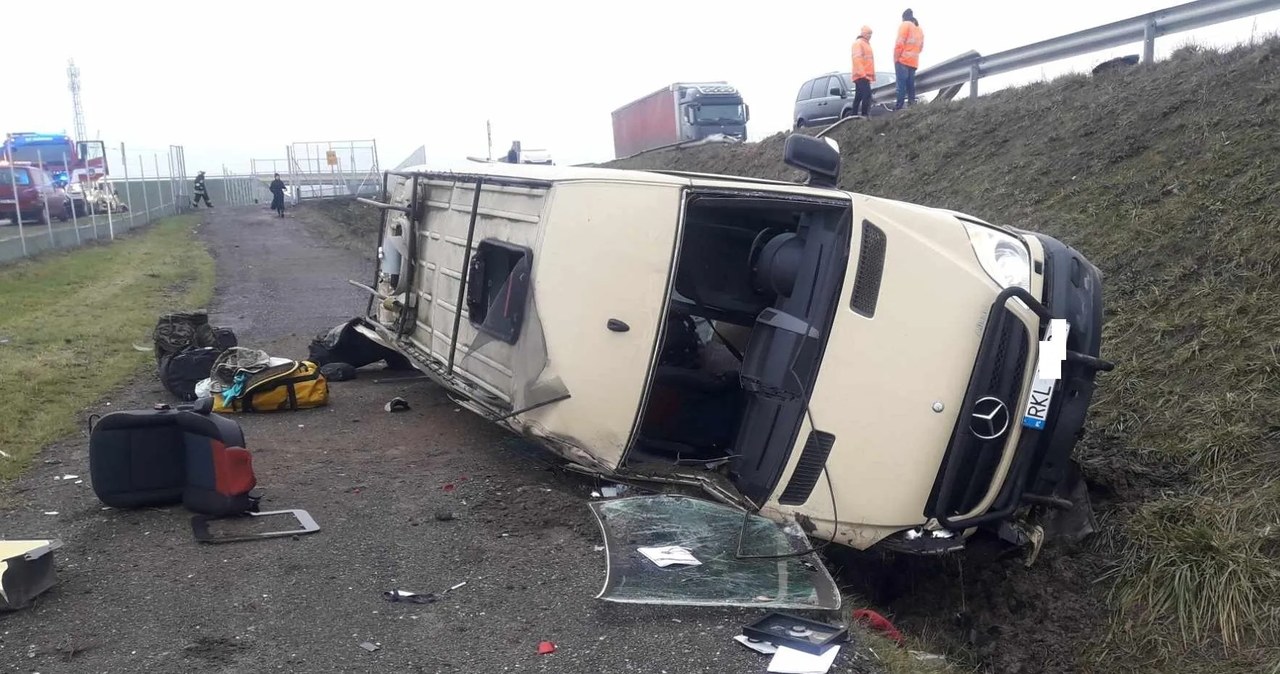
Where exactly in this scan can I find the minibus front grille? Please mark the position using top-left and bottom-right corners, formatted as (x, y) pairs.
(778, 430), (836, 505)
(926, 293), (1034, 523)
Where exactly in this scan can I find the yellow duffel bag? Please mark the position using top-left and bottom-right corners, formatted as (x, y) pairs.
(212, 360), (329, 413)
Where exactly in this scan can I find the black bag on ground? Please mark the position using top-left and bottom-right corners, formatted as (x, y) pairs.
(308, 318), (413, 370)
(89, 401), (258, 516)
(159, 347), (221, 401)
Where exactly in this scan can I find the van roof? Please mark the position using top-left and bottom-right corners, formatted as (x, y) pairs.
(395, 159), (846, 198)
(397, 158), (692, 186)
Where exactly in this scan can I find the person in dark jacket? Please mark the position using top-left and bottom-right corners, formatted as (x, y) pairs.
(191, 170), (213, 208)
(269, 173), (287, 217)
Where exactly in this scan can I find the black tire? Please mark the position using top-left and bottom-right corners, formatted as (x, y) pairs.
(58, 201), (71, 222)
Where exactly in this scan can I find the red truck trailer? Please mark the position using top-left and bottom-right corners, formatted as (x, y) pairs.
(611, 82), (748, 159)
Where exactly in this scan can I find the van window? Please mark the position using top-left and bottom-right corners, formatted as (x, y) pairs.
(825, 76), (843, 97)
(796, 80), (812, 102)
(466, 239), (533, 344)
(4, 168), (32, 186)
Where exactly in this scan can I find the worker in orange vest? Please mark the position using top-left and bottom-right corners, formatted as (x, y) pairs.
(894, 8), (925, 110)
(851, 25), (876, 118)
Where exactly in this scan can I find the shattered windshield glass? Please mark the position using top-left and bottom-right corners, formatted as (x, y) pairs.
(589, 495), (841, 610)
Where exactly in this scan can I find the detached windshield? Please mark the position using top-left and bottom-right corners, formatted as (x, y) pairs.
(694, 104), (746, 124)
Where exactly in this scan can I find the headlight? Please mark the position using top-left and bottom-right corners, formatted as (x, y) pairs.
(963, 222), (1031, 291)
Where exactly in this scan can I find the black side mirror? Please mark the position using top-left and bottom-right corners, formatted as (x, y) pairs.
(783, 134), (841, 188)
(829, 87), (842, 97)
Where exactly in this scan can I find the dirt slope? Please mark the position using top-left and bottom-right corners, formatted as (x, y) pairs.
(609, 39), (1280, 672)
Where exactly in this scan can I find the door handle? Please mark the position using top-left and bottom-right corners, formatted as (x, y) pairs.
(607, 319), (630, 333)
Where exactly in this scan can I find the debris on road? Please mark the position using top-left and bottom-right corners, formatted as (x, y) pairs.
(434, 511), (457, 521)
(743, 613), (848, 655)
(766, 643), (840, 674)
(594, 484), (629, 498)
(851, 609), (903, 647)
(734, 635), (779, 655)
(383, 589), (440, 604)
(0, 539), (63, 611)
(383, 580), (466, 605)
(191, 509), (321, 544)
(536, 641), (556, 655)
(358, 641), (380, 653)
(637, 545), (701, 568)
(385, 397), (410, 413)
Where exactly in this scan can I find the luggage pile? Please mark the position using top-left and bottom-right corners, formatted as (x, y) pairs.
(152, 311), (238, 401)
(150, 310), (333, 413)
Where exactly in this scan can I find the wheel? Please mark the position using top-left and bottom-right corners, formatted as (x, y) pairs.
(794, 118), (806, 130)
(58, 201), (71, 222)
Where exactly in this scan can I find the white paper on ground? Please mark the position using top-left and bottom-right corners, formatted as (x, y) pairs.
(767, 644), (841, 674)
(734, 635), (779, 655)
(636, 545), (701, 568)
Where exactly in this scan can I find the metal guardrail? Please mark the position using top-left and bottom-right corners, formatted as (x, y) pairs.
(872, 0), (1280, 103)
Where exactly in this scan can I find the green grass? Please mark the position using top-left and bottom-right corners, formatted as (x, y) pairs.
(610, 37), (1280, 672)
(0, 215), (213, 480)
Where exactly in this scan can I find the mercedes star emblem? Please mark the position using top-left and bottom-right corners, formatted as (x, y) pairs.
(969, 396), (1011, 440)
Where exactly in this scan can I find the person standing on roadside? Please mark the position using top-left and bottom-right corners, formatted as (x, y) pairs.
(269, 173), (287, 217)
(894, 8), (924, 110)
(191, 170), (213, 208)
(851, 25), (876, 118)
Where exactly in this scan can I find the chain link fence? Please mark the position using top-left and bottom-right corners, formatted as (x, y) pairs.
(0, 141), (263, 265)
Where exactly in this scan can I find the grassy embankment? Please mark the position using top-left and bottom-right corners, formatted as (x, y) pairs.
(0, 215), (214, 480)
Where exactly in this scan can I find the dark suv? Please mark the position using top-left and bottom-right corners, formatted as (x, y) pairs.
(0, 164), (73, 225)
(793, 71), (897, 129)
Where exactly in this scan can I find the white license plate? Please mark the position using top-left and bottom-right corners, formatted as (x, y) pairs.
(1024, 319), (1069, 430)
(1022, 378), (1055, 430)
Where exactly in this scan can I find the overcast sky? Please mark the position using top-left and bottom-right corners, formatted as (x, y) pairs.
(3, 0), (1278, 176)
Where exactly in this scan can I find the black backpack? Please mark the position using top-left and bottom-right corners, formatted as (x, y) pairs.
(158, 347), (222, 401)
